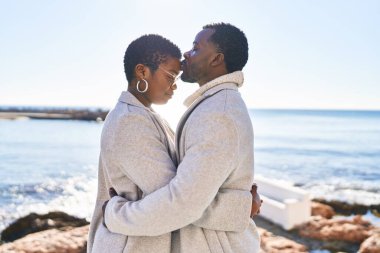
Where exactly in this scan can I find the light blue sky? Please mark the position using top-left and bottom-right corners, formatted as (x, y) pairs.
(1, 0), (379, 113)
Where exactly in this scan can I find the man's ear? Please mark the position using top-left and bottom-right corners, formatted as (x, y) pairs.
(210, 53), (225, 67)
(134, 64), (150, 79)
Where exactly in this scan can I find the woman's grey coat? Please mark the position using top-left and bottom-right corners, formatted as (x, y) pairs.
(87, 87), (253, 252)
(103, 71), (260, 253)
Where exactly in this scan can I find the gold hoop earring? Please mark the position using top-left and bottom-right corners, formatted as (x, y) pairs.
(136, 79), (148, 93)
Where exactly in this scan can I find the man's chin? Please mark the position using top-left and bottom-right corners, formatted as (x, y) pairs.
(180, 74), (197, 83)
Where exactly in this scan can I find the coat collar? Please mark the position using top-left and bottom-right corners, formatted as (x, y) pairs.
(183, 71), (244, 107)
(118, 91), (152, 111)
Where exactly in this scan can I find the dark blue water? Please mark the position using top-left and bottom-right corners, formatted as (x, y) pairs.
(251, 109), (380, 205)
(0, 109), (379, 230)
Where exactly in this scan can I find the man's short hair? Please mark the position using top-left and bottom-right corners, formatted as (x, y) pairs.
(124, 34), (181, 83)
(203, 23), (248, 73)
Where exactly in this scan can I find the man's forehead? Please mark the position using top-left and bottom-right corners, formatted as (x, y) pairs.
(193, 29), (214, 45)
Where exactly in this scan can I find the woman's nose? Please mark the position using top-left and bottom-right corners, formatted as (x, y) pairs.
(183, 51), (190, 58)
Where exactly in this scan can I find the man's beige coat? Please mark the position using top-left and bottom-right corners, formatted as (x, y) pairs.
(103, 71), (260, 253)
(87, 82), (253, 252)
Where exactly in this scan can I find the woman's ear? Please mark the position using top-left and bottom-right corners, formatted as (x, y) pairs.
(210, 53), (225, 67)
(134, 64), (149, 79)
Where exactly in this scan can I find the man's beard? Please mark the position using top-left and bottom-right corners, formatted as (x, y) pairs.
(180, 72), (197, 83)
(181, 60), (197, 83)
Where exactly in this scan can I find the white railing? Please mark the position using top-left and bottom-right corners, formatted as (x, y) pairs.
(255, 175), (311, 230)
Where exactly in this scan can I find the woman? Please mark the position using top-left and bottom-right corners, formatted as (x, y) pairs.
(87, 34), (257, 253)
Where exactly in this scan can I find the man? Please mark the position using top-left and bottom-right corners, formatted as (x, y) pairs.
(104, 23), (260, 252)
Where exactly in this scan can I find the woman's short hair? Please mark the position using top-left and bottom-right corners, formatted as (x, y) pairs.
(203, 23), (248, 73)
(124, 34), (181, 83)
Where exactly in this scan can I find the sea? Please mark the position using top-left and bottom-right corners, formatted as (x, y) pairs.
(0, 109), (379, 231)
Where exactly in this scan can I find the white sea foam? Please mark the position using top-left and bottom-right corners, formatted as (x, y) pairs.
(304, 180), (380, 205)
(0, 175), (97, 231)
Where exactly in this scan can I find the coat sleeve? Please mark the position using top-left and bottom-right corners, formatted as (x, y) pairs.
(192, 188), (252, 231)
(106, 112), (176, 196)
(105, 111), (252, 236)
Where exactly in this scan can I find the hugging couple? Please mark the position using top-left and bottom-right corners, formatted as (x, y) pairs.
(88, 22), (262, 253)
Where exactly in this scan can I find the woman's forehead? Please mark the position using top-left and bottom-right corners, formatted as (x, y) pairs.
(160, 57), (181, 72)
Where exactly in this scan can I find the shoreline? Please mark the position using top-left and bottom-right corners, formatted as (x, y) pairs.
(313, 198), (380, 217)
(1, 200), (379, 253)
(0, 108), (109, 121)
(1, 198), (378, 229)
(1, 199), (379, 235)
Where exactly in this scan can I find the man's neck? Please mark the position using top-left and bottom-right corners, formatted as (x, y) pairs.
(198, 71), (228, 87)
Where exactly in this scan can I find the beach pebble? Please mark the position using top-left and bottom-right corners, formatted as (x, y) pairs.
(297, 216), (373, 243)
(258, 227), (308, 253)
(312, 202), (336, 219)
(359, 231), (380, 253)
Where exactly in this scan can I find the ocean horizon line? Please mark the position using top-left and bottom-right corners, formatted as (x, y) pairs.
(1, 105), (380, 113)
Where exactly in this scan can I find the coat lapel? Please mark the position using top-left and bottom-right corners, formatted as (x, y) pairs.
(175, 83), (239, 162)
(175, 95), (206, 162)
(151, 113), (177, 166)
(119, 91), (177, 164)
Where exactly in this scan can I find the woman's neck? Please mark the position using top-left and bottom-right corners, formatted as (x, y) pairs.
(127, 86), (152, 108)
